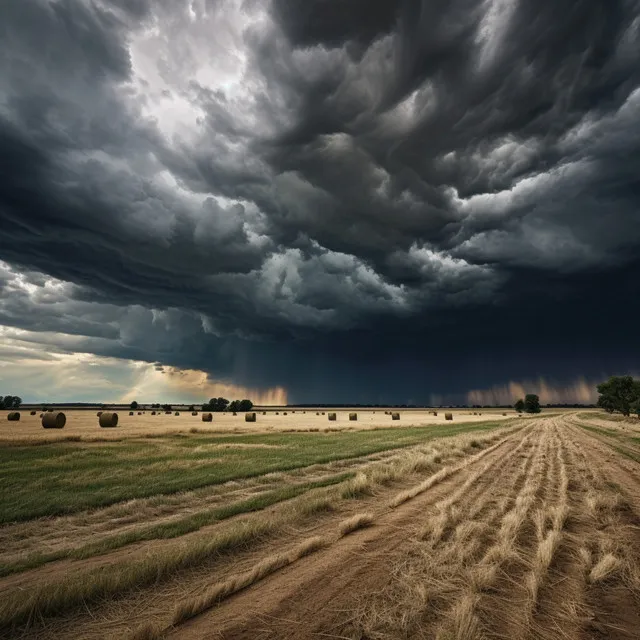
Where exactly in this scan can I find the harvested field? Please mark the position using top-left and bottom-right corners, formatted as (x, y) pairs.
(0, 408), (517, 443)
(1, 411), (637, 640)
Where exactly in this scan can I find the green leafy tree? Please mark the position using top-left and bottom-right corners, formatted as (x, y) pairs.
(161, 404), (172, 412)
(524, 394), (541, 414)
(228, 400), (241, 413)
(514, 399), (525, 413)
(130, 400), (139, 410)
(631, 398), (640, 419)
(203, 397), (230, 412)
(238, 399), (253, 411)
(596, 376), (640, 417)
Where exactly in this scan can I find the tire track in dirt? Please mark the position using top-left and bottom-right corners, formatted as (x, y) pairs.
(165, 425), (543, 640)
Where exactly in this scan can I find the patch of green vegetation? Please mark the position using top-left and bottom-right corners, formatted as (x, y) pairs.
(0, 420), (507, 523)
(577, 422), (640, 463)
(0, 472), (354, 577)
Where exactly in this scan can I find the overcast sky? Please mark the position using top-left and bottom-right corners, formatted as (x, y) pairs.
(1, 0), (639, 404)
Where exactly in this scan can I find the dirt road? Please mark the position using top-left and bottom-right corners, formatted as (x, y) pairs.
(169, 415), (640, 640)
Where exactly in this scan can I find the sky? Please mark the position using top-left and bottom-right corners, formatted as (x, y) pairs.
(1, 0), (639, 405)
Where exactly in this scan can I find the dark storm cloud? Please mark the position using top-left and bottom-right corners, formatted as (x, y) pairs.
(1, 0), (639, 402)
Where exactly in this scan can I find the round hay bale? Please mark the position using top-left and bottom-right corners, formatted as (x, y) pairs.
(192, 411), (198, 416)
(245, 412), (256, 422)
(391, 412), (400, 420)
(30, 410), (37, 416)
(445, 412), (453, 421)
(129, 411), (134, 416)
(316, 412), (320, 415)
(202, 413), (213, 422)
(138, 412), (142, 415)
(349, 413), (357, 421)
(432, 411), (438, 416)
(165, 411), (171, 415)
(322, 412), (326, 415)
(151, 411), (157, 415)
(42, 412), (66, 429)
(175, 411), (180, 416)
(262, 411), (266, 415)
(328, 413), (337, 421)
(99, 412), (118, 428)
(275, 412), (280, 415)
(232, 411), (237, 416)
(502, 412), (507, 416)
(7, 412), (20, 421)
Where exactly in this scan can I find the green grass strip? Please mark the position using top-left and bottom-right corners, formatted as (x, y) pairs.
(0, 472), (354, 578)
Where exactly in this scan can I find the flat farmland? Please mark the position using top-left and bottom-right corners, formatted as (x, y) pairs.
(1, 411), (639, 640)
(0, 408), (515, 442)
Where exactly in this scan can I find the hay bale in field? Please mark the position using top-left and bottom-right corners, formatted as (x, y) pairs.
(99, 412), (118, 428)
(262, 411), (266, 415)
(322, 412), (326, 415)
(502, 412), (507, 416)
(30, 410), (37, 416)
(202, 413), (213, 422)
(445, 412), (453, 421)
(151, 411), (157, 415)
(245, 412), (256, 422)
(129, 411), (134, 416)
(275, 412), (279, 415)
(283, 412), (288, 416)
(192, 411), (198, 416)
(328, 413), (337, 421)
(392, 412), (400, 420)
(175, 411), (180, 416)
(138, 412), (142, 415)
(232, 411), (237, 416)
(7, 412), (20, 421)
(349, 413), (357, 421)
(432, 411), (438, 416)
(316, 412), (320, 415)
(165, 411), (171, 415)
(42, 412), (66, 429)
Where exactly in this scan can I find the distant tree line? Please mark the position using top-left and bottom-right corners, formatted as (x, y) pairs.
(514, 394), (541, 414)
(0, 395), (22, 409)
(202, 397), (253, 412)
(597, 376), (640, 417)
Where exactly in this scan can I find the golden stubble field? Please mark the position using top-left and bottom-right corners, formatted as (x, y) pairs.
(0, 407), (518, 441)
(1, 409), (638, 640)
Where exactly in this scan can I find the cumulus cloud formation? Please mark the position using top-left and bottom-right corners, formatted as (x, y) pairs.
(1, 0), (639, 402)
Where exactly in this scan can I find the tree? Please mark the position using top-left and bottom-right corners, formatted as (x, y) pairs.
(632, 398), (640, 419)
(0, 395), (21, 409)
(228, 400), (241, 413)
(161, 404), (172, 412)
(596, 376), (640, 417)
(238, 399), (253, 411)
(514, 399), (525, 413)
(130, 400), (139, 410)
(524, 394), (541, 414)
(203, 397), (230, 412)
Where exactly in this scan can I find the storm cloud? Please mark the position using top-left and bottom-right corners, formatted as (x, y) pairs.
(1, 0), (639, 403)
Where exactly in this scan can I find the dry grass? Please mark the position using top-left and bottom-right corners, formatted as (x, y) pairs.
(172, 535), (326, 624)
(338, 513), (374, 536)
